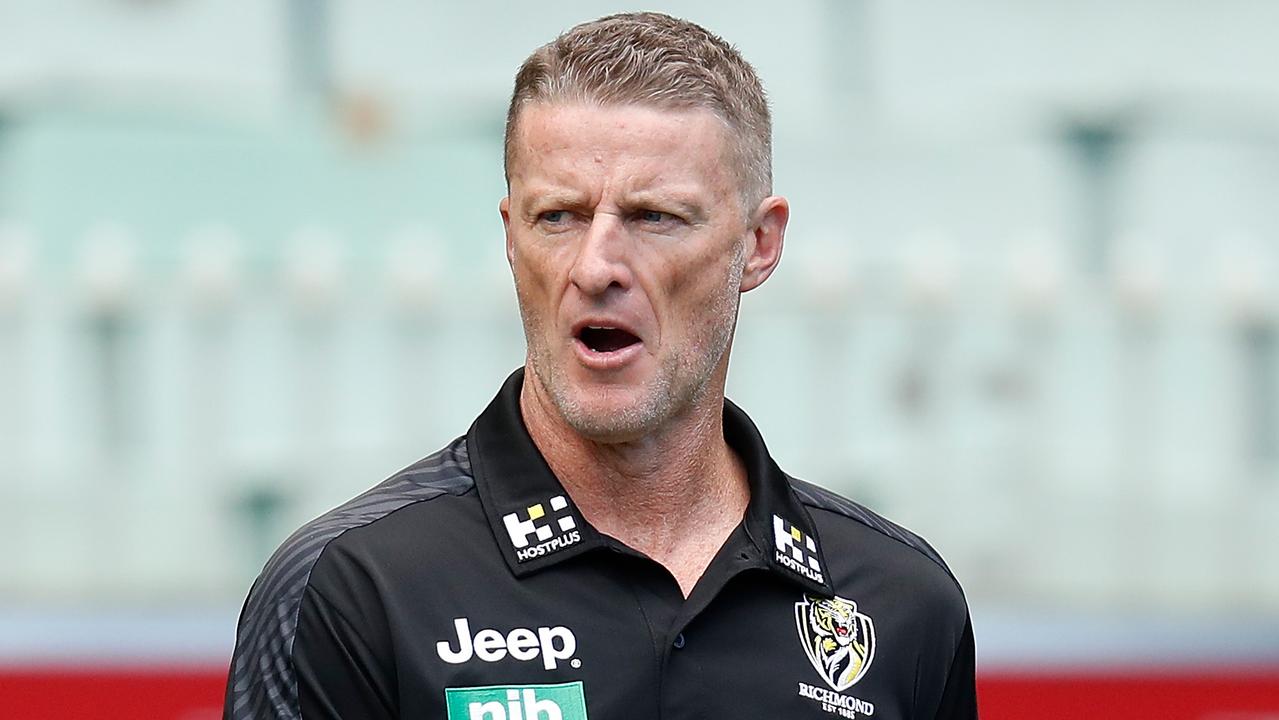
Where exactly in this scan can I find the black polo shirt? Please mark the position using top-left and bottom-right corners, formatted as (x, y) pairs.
(225, 369), (976, 719)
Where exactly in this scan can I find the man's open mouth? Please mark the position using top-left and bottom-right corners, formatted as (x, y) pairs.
(577, 326), (641, 353)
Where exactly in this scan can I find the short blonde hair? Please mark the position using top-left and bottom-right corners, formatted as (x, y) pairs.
(504, 12), (772, 208)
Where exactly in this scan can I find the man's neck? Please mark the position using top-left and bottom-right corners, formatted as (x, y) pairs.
(519, 373), (750, 597)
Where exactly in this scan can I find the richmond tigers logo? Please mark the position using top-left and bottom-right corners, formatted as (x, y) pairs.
(795, 595), (876, 691)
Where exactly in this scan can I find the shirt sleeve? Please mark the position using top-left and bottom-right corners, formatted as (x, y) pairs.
(223, 574), (304, 720)
(933, 614), (978, 719)
(223, 551), (398, 720)
(292, 585), (397, 719)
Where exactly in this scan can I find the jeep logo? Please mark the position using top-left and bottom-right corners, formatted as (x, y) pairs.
(436, 618), (580, 670)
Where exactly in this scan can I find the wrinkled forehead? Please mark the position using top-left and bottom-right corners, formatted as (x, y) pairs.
(512, 101), (730, 154)
(510, 101), (740, 176)
(506, 102), (740, 197)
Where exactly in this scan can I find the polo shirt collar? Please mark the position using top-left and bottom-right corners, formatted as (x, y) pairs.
(467, 368), (833, 596)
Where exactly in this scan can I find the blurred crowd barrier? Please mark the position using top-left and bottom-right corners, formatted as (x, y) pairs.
(0, 220), (1276, 629)
(3, 7), (1279, 718)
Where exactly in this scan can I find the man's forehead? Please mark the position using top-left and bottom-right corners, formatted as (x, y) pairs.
(517, 99), (727, 132)
(521, 103), (720, 146)
(508, 103), (736, 190)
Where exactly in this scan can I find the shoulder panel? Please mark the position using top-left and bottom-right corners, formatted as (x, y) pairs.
(224, 436), (474, 720)
(789, 476), (961, 588)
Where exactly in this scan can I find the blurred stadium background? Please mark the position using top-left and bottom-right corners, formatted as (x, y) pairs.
(2, 0), (1278, 717)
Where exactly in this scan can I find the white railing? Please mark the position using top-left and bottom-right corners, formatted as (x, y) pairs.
(0, 221), (1276, 616)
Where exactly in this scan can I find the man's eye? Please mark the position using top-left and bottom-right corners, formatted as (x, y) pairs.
(638, 210), (669, 223)
(539, 210), (568, 224)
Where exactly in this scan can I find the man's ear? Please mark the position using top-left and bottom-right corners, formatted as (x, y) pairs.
(500, 196), (514, 267)
(739, 196), (789, 292)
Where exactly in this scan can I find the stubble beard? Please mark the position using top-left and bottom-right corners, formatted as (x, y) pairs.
(519, 245), (746, 443)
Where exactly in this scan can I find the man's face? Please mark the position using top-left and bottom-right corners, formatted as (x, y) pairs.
(501, 103), (763, 442)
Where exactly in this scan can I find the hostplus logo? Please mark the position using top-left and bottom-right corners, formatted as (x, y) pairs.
(503, 495), (582, 562)
(774, 515), (825, 584)
(444, 682), (589, 720)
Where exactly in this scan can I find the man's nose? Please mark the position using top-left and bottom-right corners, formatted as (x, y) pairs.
(569, 213), (633, 296)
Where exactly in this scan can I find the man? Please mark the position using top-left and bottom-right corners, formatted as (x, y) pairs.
(226, 12), (976, 720)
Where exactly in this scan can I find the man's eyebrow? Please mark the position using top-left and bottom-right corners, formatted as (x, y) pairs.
(518, 185), (710, 219)
(623, 192), (707, 219)
(521, 186), (590, 208)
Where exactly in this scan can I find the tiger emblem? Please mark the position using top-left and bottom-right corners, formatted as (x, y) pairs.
(794, 595), (876, 691)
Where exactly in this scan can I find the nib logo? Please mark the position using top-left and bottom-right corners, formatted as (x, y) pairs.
(444, 682), (589, 720)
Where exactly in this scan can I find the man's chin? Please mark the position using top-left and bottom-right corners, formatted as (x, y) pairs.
(528, 357), (672, 441)
(558, 398), (662, 443)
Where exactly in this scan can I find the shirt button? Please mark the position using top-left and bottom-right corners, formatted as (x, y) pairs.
(673, 633), (686, 649)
